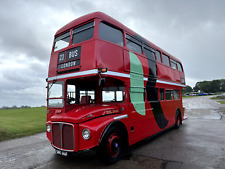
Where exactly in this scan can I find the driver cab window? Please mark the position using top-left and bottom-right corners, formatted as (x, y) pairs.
(80, 91), (95, 104)
(67, 85), (76, 104)
(67, 83), (95, 105)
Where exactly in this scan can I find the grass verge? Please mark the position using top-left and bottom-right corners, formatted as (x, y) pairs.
(211, 96), (225, 99)
(0, 107), (46, 142)
(182, 96), (197, 98)
(217, 101), (225, 104)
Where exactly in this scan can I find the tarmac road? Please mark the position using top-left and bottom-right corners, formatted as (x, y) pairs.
(0, 96), (225, 169)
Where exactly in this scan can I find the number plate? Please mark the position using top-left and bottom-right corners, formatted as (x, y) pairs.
(55, 149), (68, 156)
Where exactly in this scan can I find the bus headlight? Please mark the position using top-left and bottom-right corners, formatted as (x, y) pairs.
(46, 124), (51, 133)
(82, 128), (90, 140)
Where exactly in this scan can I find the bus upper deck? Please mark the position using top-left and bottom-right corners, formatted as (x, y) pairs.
(48, 12), (185, 86)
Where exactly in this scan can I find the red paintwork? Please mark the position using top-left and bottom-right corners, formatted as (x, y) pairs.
(50, 104), (120, 124)
(46, 12), (185, 153)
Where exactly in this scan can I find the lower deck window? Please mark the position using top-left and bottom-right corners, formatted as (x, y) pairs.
(48, 81), (64, 107)
(147, 87), (158, 101)
(165, 90), (173, 100)
(48, 99), (64, 107)
(174, 90), (180, 100)
(160, 88), (165, 100)
(102, 87), (124, 103)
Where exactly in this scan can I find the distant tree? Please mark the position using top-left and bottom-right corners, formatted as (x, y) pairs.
(12, 105), (17, 109)
(182, 85), (192, 94)
(20, 105), (30, 109)
(210, 80), (221, 93)
(193, 79), (225, 93)
(200, 81), (211, 93)
(1, 106), (9, 109)
(220, 79), (225, 92)
(193, 82), (200, 92)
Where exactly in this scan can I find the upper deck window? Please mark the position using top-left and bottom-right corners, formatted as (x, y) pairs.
(99, 22), (124, 46)
(54, 32), (70, 52)
(126, 34), (142, 54)
(177, 62), (183, 72)
(171, 59), (177, 69)
(162, 53), (170, 67)
(156, 51), (161, 63)
(143, 48), (155, 61)
(72, 21), (94, 45)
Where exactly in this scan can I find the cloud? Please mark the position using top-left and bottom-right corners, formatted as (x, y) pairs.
(0, 53), (47, 107)
(122, 0), (225, 84)
(0, 0), (225, 106)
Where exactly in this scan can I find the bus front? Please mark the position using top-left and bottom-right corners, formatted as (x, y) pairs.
(46, 13), (129, 162)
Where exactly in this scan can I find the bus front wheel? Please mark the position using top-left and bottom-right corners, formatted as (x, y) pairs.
(97, 126), (123, 164)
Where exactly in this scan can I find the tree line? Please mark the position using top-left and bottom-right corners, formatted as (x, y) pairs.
(0, 105), (46, 110)
(183, 79), (225, 94)
(0, 105), (31, 110)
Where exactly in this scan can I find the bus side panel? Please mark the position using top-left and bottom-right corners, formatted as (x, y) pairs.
(125, 50), (168, 145)
(124, 49), (152, 77)
(79, 40), (97, 71)
(157, 63), (181, 83)
(96, 40), (124, 73)
(160, 100), (175, 127)
(158, 85), (183, 127)
(128, 103), (156, 145)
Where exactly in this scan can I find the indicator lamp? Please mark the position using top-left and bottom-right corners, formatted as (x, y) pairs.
(98, 68), (108, 73)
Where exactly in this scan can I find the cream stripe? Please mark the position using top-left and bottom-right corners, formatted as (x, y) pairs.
(48, 69), (98, 81)
(48, 69), (185, 87)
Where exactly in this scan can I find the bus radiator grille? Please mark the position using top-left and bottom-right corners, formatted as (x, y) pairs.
(52, 123), (75, 151)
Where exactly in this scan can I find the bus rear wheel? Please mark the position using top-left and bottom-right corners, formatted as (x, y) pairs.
(175, 111), (181, 128)
(97, 126), (123, 164)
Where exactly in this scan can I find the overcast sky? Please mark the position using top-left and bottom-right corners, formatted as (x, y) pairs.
(0, 0), (225, 107)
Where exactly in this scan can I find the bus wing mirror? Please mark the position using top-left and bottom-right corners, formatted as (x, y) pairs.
(98, 78), (106, 87)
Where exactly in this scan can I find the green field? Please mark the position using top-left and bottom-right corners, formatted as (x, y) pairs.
(0, 107), (46, 142)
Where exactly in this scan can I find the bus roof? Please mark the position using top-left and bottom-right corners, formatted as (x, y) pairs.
(55, 12), (181, 63)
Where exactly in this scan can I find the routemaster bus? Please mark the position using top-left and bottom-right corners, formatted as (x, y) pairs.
(46, 12), (185, 164)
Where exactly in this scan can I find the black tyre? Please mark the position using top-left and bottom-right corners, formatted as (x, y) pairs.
(97, 126), (123, 164)
(175, 111), (181, 129)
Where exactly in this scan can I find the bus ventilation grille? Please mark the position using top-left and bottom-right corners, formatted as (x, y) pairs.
(52, 123), (74, 151)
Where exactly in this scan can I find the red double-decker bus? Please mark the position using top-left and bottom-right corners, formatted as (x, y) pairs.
(46, 12), (185, 164)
